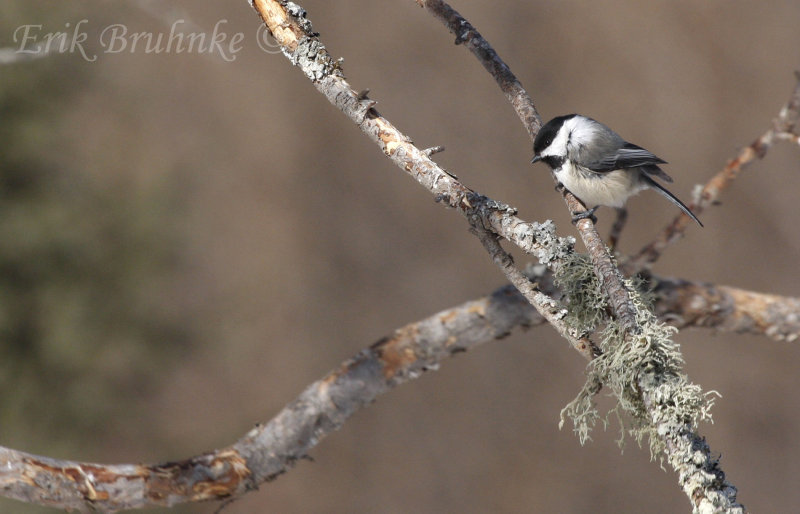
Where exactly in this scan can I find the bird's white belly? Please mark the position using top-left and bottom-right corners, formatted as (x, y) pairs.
(554, 162), (644, 208)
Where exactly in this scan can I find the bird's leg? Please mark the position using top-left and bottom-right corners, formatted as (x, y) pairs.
(571, 206), (598, 225)
(556, 183), (598, 224)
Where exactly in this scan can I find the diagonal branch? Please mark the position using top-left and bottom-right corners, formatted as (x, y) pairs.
(469, 222), (599, 359)
(247, 0), (597, 367)
(413, 0), (542, 139)
(0, 283), (555, 512)
(414, 1), (743, 512)
(416, 0), (641, 335)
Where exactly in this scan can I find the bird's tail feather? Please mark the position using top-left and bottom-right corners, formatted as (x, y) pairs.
(642, 175), (703, 227)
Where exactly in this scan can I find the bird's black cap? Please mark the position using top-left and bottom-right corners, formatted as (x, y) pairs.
(532, 114), (577, 157)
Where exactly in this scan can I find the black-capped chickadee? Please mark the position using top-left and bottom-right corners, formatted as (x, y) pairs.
(531, 114), (702, 226)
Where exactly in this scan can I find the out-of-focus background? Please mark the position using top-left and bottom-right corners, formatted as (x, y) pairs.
(1, 1), (799, 512)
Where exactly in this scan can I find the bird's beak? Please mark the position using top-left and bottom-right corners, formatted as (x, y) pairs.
(531, 155), (542, 164)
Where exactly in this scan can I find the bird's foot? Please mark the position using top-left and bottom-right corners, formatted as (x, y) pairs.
(571, 206), (598, 225)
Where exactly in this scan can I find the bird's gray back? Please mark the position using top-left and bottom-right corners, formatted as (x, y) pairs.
(565, 116), (625, 169)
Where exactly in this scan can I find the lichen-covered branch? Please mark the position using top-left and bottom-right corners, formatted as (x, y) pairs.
(631, 72), (800, 269)
(2, 263), (796, 510)
(571, 207), (640, 334)
(414, 1), (743, 512)
(247, 1), (591, 361)
(469, 223), (599, 360)
(544, 269), (800, 344)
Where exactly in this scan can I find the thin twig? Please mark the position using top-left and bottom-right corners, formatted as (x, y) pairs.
(609, 207), (628, 251)
(630, 72), (800, 269)
(414, 0), (542, 139)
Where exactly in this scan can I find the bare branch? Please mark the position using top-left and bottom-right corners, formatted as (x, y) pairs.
(413, 0), (542, 139)
(654, 277), (800, 342)
(609, 207), (628, 251)
(0, 285), (543, 512)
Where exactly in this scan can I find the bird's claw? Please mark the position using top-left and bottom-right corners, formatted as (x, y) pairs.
(571, 206), (598, 225)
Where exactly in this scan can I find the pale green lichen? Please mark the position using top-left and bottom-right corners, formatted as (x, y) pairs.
(555, 253), (717, 458)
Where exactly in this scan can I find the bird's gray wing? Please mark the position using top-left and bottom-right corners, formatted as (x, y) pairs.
(585, 143), (673, 182)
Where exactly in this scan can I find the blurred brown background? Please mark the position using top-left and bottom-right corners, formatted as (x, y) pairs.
(1, 1), (799, 512)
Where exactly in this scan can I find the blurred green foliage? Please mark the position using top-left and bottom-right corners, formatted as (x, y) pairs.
(0, 38), (190, 456)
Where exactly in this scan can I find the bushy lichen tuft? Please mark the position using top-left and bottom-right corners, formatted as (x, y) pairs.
(555, 253), (716, 457)
(553, 253), (607, 334)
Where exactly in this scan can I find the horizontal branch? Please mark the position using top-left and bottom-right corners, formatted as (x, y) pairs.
(654, 277), (800, 342)
(1, 268), (795, 510)
(0, 284), (540, 511)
